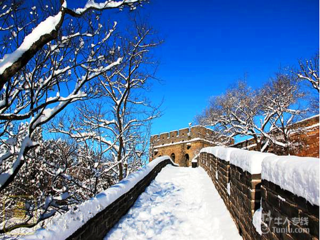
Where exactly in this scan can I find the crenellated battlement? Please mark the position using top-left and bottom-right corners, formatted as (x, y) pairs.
(151, 126), (214, 146)
(150, 126), (219, 167)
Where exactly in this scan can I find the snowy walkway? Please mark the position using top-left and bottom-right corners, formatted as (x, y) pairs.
(104, 166), (241, 240)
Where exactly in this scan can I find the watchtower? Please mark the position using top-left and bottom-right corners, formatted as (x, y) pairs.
(150, 126), (217, 167)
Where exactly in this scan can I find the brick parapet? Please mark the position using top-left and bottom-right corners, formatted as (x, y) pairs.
(198, 151), (319, 240)
(229, 164), (262, 239)
(261, 180), (319, 240)
(151, 126), (215, 146)
(67, 158), (175, 240)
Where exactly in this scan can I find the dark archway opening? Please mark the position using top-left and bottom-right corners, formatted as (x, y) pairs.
(184, 154), (189, 167)
(170, 153), (175, 162)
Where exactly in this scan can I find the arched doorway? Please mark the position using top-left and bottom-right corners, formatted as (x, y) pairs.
(184, 154), (189, 167)
(170, 153), (175, 162)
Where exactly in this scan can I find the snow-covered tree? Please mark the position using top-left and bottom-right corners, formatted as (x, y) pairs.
(297, 53), (320, 92)
(197, 74), (305, 153)
(197, 81), (268, 150)
(296, 53), (319, 112)
(257, 73), (305, 154)
(0, 0), (146, 192)
(52, 21), (161, 181)
(0, 135), (119, 233)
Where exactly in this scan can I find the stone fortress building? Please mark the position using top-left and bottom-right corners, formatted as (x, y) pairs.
(150, 115), (319, 167)
(150, 126), (221, 167)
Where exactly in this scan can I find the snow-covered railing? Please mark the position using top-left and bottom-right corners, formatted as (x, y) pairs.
(24, 156), (176, 240)
(198, 146), (319, 240)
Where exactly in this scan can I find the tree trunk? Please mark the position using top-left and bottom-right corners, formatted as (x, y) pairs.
(253, 135), (262, 151)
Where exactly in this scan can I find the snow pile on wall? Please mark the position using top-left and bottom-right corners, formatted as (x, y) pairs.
(200, 146), (238, 162)
(230, 149), (274, 174)
(262, 156), (319, 206)
(200, 146), (221, 156)
(216, 147), (238, 162)
(23, 156), (175, 240)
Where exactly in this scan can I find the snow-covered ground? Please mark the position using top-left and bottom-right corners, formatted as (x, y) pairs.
(104, 165), (241, 240)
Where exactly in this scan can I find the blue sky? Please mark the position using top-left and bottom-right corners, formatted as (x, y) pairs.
(68, 0), (319, 136)
(139, 0), (319, 136)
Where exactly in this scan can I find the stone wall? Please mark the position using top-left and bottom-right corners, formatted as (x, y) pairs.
(67, 158), (175, 240)
(150, 126), (217, 167)
(261, 180), (319, 240)
(151, 140), (213, 167)
(200, 150), (261, 239)
(199, 148), (319, 240)
(217, 158), (230, 207)
(200, 152), (217, 185)
(151, 126), (214, 145)
(200, 151), (230, 208)
(229, 165), (261, 240)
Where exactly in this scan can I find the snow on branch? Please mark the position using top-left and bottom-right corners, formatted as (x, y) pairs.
(0, 12), (63, 75)
(0, 137), (38, 191)
(70, 0), (144, 16)
(0, 0), (144, 89)
(297, 54), (320, 92)
(197, 73), (306, 153)
(0, 0), (145, 196)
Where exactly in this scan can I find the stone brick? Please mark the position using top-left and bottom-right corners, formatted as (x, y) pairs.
(279, 199), (299, 219)
(299, 212), (319, 238)
(266, 190), (280, 209)
(282, 233), (294, 240)
(261, 185), (268, 200)
(306, 201), (319, 218)
(289, 224), (313, 240)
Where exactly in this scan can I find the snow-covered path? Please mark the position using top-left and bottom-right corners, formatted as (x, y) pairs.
(104, 166), (242, 240)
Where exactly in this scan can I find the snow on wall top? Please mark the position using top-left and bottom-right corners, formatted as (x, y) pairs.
(200, 146), (221, 156)
(293, 114), (319, 125)
(23, 156), (176, 240)
(153, 137), (216, 149)
(200, 146), (238, 162)
(262, 156), (320, 206)
(216, 147), (238, 162)
(230, 149), (274, 174)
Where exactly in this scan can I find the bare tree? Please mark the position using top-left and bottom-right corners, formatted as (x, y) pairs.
(51, 21), (161, 181)
(257, 73), (305, 154)
(296, 53), (319, 112)
(0, 136), (117, 233)
(0, 0), (146, 193)
(0, 0), (145, 85)
(197, 81), (267, 151)
(197, 74), (305, 153)
(297, 53), (320, 92)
